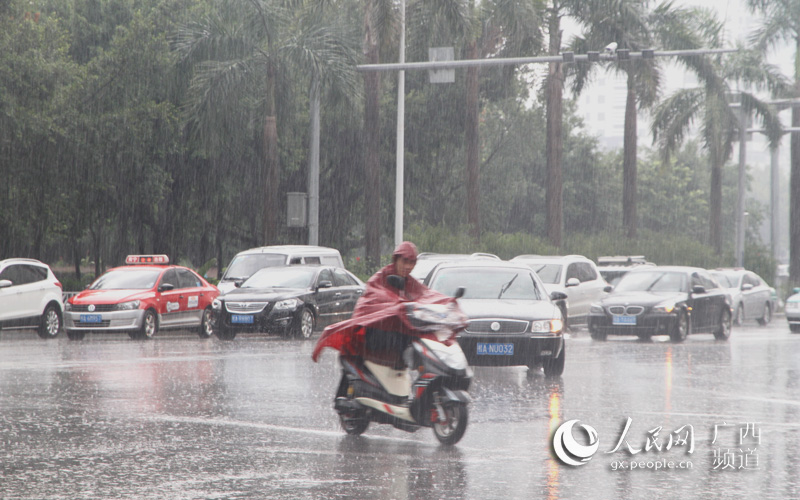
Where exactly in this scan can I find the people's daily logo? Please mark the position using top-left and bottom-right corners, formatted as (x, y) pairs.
(552, 419), (600, 466)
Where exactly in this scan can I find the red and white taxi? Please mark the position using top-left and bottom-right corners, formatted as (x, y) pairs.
(64, 255), (219, 340)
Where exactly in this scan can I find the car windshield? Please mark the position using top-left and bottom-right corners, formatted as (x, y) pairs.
(242, 267), (317, 289)
(710, 272), (738, 288)
(429, 268), (543, 300)
(223, 253), (287, 280)
(90, 269), (162, 290)
(614, 271), (688, 293)
(410, 259), (442, 280)
(530, 263), (562, 284)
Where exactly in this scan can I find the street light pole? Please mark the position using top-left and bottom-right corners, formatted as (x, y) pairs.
(737, 105), (747, 267)
(395, 0), (405, 247)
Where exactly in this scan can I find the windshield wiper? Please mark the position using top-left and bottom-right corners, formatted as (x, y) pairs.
(498, 274), (519, 298)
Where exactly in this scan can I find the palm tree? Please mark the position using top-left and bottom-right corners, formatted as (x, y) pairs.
(652, 45), (787, 253)
(174, 0), (356, 246)
(747, 0), (800, 284)
(570, 0), (709, 239)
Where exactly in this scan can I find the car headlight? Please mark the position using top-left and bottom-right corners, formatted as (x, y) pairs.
(274, 298), (300, 310)
(531, 319), (563, 333)
(65, 302), (72, 311)
(116, 300), (140, 311)
(652, 302), (675, 313)
(212, 298), (222, 309)
(589, 303), (604, 314)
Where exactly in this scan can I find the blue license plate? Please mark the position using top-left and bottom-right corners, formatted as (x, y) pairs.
(80, 314), (102, 323)
(612, 315), (637, 326)
(231, 315), (254, 324)
(477, 343), (514, 355)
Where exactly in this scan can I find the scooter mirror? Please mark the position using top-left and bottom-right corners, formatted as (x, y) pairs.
(455, 287), (466, 299)
(387, 275), (405, 290)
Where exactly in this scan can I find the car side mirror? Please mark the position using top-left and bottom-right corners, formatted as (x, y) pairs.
(0, 279), (12, 289)
(318, 280), (333, 289)
(741, 283), (753, 291)
(691, 285), (705, 295)
(565, 277), (580, 288)
(455, 287), (466, 299)
(550, 291), (568, 301)
(387, 275), (405, 290)
(158, 283), (175, 293)
(603, 285), (613, 293)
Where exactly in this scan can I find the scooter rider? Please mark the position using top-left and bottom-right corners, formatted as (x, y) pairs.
(359, 241), (426, 368)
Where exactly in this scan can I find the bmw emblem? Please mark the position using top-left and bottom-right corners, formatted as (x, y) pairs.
(88, 304), (95, 312)
(490, 321), (501, 332)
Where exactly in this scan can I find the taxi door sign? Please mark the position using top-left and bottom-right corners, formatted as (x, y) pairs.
(187, 296), (199, 309)
(166, 301), (180, 312)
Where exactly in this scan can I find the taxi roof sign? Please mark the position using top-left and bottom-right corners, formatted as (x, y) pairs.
(125, 255), (169, 265)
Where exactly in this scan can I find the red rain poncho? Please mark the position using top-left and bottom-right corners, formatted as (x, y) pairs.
(311, 242), (457, 362)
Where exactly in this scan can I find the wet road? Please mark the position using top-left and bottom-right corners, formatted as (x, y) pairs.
(1, 320), (798, 499)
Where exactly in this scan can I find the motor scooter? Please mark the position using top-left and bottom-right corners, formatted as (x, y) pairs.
(329, 280), (472, 445)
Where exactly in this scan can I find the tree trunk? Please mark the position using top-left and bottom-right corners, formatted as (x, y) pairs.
(709, 155), (723, 253)
(622, 71), (638, 239)
(545, 7), (563, 249)
(465, 40), (480, 240)
(363, 1), (381, 269)
(790, 86), (800, 286)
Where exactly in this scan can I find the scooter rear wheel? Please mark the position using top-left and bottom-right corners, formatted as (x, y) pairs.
(432, 402), (468, 446)
(339, 413), (369, 435)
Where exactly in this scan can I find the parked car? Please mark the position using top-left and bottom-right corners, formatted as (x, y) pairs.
(587, 266), (732, 342)
(785, 287), (800, 333)
(596, 255), (655, 287)
(218, 245), (344, 293)
(709, 268), (775, 326)
(0, 258), (63, 338)
(510, 254), (607, 328)
(64, 255), (219, 340)
(212, 265), (365, 340)
(410, 252), (500, 281)
(424, 261), (567, 377)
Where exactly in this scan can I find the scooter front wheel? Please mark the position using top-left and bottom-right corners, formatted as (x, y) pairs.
(339, 413), (369, 435)
(432, 402), (468, 446)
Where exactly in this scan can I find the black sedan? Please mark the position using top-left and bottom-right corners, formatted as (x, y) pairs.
(425, 261), (567, 377)
(212, 265), (364, 340)
(587, 266), (732, 342)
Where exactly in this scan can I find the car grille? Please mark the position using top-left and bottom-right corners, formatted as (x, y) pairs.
(608, 305), (645, 316)
(465, 319), (528, 334)
(70, 304), (118, 312)
(74, 320), (112, 327)
(225, 302), (269, 314)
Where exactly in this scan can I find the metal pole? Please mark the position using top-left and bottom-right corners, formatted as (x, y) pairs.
(308, 76), (320, 246)
(737, 106), (747, 267)
(395, 0), (405, 247)
(771, 145), (780, 262)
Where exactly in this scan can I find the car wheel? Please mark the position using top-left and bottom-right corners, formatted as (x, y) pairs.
(292, 308), (315, 339)
(66, 330), (85, 341)
(542, 346), (565, 377)
(735, 303), (745, 326)
(756, 303), (772, 326)
(790, 324), (800, 334)
(37, 303), (62, 339)
(198, 307), (214, 338)
(713, 309), (732, 341)
(133, 309), (158, 340)
(669, 310), (689, 343)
